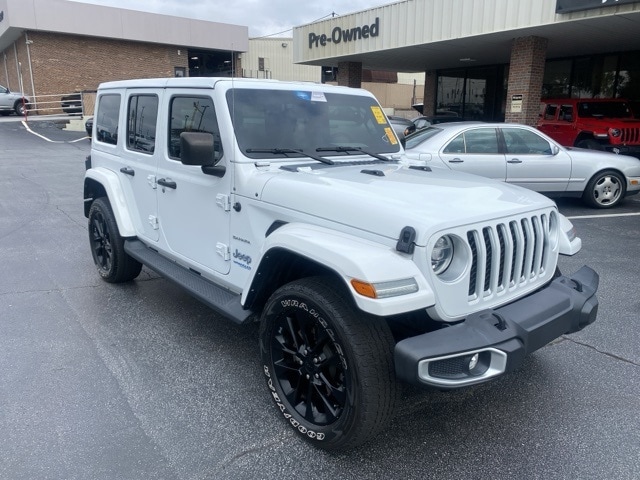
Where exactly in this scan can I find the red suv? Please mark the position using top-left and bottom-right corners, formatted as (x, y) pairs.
(537, 98), (640, 157)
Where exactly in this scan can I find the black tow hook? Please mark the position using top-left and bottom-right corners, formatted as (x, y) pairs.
(493, 313), (507, 331)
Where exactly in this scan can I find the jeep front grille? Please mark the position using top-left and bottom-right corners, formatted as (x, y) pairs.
(620, 127), (640, 144)
(466, 214), (551, 300)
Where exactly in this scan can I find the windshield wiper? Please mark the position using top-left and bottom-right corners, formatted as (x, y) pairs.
(246, 148), (334, 165)
(315, 146), (391, 162)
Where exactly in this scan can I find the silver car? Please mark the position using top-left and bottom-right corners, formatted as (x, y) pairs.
(0, 84), (30, 116)
(404, 122), (640, 208)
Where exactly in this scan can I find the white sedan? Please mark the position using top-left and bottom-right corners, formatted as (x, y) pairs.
(403, 122), (640, 208)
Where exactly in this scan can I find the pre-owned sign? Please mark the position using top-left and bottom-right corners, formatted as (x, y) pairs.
(556, 0), (635, 13)
(309, 18), (380, 49)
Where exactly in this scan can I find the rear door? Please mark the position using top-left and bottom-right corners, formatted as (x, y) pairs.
(120, 90), (162, 241)
(437, 127), (506, 181)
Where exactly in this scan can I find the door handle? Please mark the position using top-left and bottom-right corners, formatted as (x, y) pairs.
(507, 158), (522, 164)
(120, 167), (135, 176)
(157, 178), (177, 189)
(449, 158), (464, 163)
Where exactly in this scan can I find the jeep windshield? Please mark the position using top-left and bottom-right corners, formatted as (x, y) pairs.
(577, 101), (633, 119)
(227, 88), (402, 160)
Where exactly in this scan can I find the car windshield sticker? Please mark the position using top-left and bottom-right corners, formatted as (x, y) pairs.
(294, 91), (327, 102)
(384, 127), (398, 145)
(371, 106), (387, 124)
(311, 91), (327, 102)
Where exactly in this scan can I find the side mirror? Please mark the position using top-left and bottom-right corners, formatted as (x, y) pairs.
(180, 132), (214, 166)
(551, 145), (560, 156)
(180, 132), (225, 177)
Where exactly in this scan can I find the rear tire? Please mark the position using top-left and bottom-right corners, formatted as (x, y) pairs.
(259, 276), (399, 450)
(88, 198), (142, 283)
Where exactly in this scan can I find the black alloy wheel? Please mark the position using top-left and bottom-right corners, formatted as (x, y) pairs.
(88, 198), (142, 283)
(259, 276), (398, 450)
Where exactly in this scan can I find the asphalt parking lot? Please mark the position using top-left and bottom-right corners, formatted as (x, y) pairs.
(1, 117), (639, 480)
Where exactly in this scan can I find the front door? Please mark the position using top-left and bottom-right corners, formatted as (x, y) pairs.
(155, 92), (231, 275)
(501, 127), (571, 193)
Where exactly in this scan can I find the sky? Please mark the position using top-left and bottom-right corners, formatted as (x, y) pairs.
(70, 0), (392, 38)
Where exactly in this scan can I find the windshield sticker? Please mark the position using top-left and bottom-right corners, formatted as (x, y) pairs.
(311, 91), (327, 102)
(371, 106), (387, 124)
(294, 91), (327, 102)
(384, 127), (398, 145)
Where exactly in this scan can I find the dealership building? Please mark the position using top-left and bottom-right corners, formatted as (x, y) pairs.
(294, 0), (640, 124)
(0, 0), (248, 113)
(2, 0), (640, 122)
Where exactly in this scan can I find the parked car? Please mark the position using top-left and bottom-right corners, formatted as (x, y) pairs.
(0, 84), (30, 116)
(387, 115), (416, 137)
(404, 122), (640, 208)
(412, 114), (465, 130)
(537, 98), (640, 157)
(85, 116), (93, 137)
(61, 93), (82, 114)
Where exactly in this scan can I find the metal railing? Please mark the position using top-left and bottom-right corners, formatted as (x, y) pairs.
(25, 91), (96, 118)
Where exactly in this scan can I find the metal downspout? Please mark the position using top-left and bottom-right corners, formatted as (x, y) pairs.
(25, 32), (36, 109)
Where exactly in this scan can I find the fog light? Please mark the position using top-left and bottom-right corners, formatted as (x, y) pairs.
(468, 353), (479, 371)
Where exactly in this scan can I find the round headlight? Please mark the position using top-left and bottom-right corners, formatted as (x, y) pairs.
(609, 128), (621, 137)
(431, 235), (454, 274)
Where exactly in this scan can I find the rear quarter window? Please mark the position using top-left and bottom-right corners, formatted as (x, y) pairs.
(95, 94), (121, 145)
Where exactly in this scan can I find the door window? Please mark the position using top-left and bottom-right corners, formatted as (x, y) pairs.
(502, 128), (552, 155)
(127, 95), (158, 154)
(168, 96), (222, 161)
(443, 128), (499, 154)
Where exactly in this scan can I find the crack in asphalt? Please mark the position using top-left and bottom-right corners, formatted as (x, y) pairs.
(562, 335), (640, 367)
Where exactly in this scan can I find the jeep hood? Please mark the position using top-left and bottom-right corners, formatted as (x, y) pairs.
(258, 162), (554, 244)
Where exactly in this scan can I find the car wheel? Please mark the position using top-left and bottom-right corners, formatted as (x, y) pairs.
(582, 170), (626, 208)
(14, 101), (28, 116)
(576, 139), (603, 150)
(259, 276), (399, 450)
(88, 198), (142, 282)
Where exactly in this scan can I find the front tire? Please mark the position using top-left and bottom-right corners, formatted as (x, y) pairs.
(14, 101), (27, 116)
(576, 139), (603, 150)
(259, 277), (399, 450)
(582, 169), (626, 208)
(88, 198), (142, 283)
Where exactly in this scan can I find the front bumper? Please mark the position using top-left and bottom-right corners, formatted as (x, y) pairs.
(395, 266), (599, 388)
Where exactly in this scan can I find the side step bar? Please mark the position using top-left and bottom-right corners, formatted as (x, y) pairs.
(124, 239), (253, 324)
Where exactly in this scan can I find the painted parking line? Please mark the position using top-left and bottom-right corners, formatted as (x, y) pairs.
(21, 120), (87, 143)
(566, 211), (640, 220)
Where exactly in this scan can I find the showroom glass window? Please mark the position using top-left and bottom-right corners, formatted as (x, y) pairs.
(95, 94), (120, 145)
(435, 65), (508, 122)
(127, 95), (158, 154)
(168, 96), (222, 161)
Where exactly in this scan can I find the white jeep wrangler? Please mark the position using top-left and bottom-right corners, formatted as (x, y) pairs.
(84, 77), (599, 450)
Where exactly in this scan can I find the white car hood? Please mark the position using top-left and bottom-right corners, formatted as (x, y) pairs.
(259, 162), (554, 244)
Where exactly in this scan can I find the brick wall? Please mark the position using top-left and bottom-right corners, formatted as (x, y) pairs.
(505, 36), (547, 126)
(1, 31), (190, 114)
(337, 61), (363, 88)
(422, 70), (437, 116)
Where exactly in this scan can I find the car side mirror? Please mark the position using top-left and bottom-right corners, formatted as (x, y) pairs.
(551, 145), (560, 155)
(180, 132), (225, 177)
